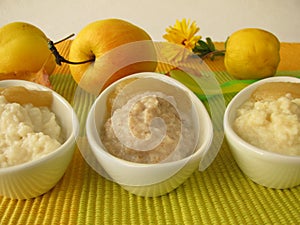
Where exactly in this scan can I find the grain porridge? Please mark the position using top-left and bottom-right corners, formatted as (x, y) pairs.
(0, 93), (64, 168)
(234, 82), (300, 156)
(101, 87), (198, 164)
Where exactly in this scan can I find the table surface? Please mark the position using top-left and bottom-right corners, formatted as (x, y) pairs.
(0, 41), (300, 225)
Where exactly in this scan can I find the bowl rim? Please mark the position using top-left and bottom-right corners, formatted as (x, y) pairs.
(224, 75), (300, 161)
(0, 79), (79, 173)
(86, 72), (214, 168)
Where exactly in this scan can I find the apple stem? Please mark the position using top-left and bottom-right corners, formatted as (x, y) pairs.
(53, 33), (75, 45)
(48, 34), (95, 66)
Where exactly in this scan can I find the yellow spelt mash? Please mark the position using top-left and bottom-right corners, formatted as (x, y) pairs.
(234, 93), (300, 156)
(0, 96), (63, 168)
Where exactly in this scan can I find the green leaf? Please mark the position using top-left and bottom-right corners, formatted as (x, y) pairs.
(198, 40), (209, 49)
(224, 36), (229, 49)
(192, 37), (224, 60)
(206, 37), (215, 52)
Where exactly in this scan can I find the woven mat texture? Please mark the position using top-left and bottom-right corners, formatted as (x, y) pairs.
(0, 41), (299, 225)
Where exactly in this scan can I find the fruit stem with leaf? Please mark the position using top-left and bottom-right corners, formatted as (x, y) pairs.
(193, 37), (225, 60)
(48, 34), (95, 65)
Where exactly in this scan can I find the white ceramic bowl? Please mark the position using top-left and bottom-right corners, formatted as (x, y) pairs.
(86, 72), (213, 197)
(0, 80), (79, 199)
(224, 76), (300, 189)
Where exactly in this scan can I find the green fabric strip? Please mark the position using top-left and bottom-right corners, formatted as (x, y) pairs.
(169, 69), (300, 100)
(275, 70), (300, 76)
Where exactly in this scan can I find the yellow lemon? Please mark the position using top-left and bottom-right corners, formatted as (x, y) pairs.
(224, 28), (280, 79)
(0, 22), (56, 75)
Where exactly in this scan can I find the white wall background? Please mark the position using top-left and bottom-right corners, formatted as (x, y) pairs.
(0, 0), (299, 42)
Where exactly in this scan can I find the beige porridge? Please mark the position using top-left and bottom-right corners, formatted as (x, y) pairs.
(100, 79), (198, 164)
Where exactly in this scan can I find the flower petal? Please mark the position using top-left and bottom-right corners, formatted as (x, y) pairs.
(163, 18), (201, 50)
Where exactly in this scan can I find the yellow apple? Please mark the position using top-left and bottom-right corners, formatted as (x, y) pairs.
(69, 19), (157, 94)
(0, 22), (56, 76)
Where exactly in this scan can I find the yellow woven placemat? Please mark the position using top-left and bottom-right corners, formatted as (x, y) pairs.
(0, 41), (300, 225)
